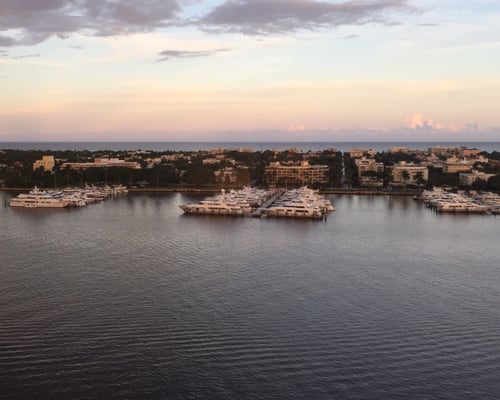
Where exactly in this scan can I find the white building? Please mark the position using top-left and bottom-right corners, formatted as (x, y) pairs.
(443, 160), (474, 173)
(355, 157), (384, 175)
(459, 170), (496, 186)
(265, 161), (329, 187)
(62, 158), (141, 170)
(391, 162), (428, 185)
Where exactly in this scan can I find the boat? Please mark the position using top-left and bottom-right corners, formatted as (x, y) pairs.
(264, 200), (324, 219)
(180, 196), (244, 215)
(178, 186), (333, 219)
(9, 187), (70, 208)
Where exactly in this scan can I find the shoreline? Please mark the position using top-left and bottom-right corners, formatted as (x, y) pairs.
(0, 187), (423, 196)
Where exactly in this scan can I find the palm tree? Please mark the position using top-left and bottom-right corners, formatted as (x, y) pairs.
(401, 170), (410, 187)
(415, 171), (425, 186)
(65, 164), (71, 187)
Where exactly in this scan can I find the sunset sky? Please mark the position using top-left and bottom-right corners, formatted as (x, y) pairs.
(1, 0), (499, 141)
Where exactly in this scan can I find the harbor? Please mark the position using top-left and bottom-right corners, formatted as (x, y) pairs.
(179, 186), (335, 219)
(420, 188), (500, 214)
(7, 185), (128, 208)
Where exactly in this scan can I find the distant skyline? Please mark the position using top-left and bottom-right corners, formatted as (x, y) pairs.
(1, 0), (500, 141)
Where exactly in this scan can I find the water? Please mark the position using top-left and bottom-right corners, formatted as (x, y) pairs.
(1, 192), (499, 399)
(1, 141), (499, 152)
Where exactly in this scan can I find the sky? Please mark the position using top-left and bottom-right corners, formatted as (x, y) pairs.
(0, 0), (500, 142)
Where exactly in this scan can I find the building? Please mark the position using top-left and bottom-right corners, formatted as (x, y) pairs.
(359, 176), (384, 188)
(210, 147), (225, 155)
(430, 146), (460, 157)
(355, 157), (384, 175)
(202, 158), (222, 165)
(214, 167), (237, 184)
(62, 158), (141, 170)
(33, 155), (55, 172)
(459, 170), (496, 186)
(265, 161), (329, 187)
(233, 147), (253, 153)
(349, 148), (376, 158)
(391, 162), (428, 185)
(443, 160), (473, 173)
(459, 147), (481, 158)
(388, 146), (410, 153)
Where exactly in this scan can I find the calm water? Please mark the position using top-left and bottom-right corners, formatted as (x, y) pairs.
(1, 141), (499, 152)
(1, 192), (499, 399)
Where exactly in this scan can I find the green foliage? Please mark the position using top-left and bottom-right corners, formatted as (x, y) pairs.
(481, 151), (500, 161)
(487, 174), (500, 191)
(427, 167), (459, 188)
(471, 179), (488, 191)
(308, 151), (342, 187)
(375, 151), (420, 165)
(276, 151), (303, 163)
(343, 153), (359, 187)
(414, 171), (426, 185)
(181, 165), (215, 185)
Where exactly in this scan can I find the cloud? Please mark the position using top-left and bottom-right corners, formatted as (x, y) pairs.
(13, 53), (41, 59)
(0, 35), (18, 46)
(465, 122), (479, 131)
(198, 0), (418, 35)
(405, 113), (446, 131)
(0, 0), (422, 48)
(157, 48), (229, 61)
(0, 0), (181, 47)
(337, 34), (358, 40)
(287, 123), (305, 132)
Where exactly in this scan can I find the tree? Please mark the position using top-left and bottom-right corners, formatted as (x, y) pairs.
(181, 165), (215, 185)
(64, 165), (73, 186)
(471, 178), (488, 191)
(401, 170), (410, 187)
(415, 171), (425, 186)
(487, 174), (500, 191)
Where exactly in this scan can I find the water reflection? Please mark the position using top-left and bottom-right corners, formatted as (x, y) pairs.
(0, 191), (499, 400)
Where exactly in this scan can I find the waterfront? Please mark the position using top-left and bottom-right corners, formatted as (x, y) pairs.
(1, 192), (499, 399)
(1, 141), (499, 153)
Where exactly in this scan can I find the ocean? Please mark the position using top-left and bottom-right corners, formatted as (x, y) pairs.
(1, 192), (499, 399)
(1, 141), (499, 152)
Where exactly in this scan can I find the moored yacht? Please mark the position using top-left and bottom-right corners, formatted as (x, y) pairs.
(264, 199), (324, 219)
(9, 187), (70, 208)
(180, 196), (244, 215)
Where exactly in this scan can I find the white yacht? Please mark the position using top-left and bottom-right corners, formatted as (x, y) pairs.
(9, 187), (70, 208)
(180, 196), (244, 215)
(264, 200), (323, 219)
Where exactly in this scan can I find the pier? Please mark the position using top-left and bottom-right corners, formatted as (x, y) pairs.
(179, 187), (335, 220)
(251, 190), (284, 217)
(420, 189), (500, 215)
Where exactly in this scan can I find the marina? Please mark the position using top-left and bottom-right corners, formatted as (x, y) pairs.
(179, 186), (335, 219)
(1, 192), (499, 400)
(420, 188), (500, 214)
(8, 185), (128, 208)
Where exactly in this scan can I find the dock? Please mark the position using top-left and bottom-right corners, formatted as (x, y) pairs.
(251, 190), (284, 217)
(179, 187), (335, 220)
